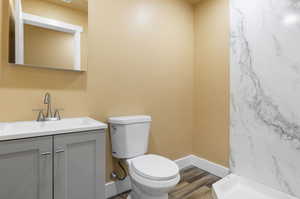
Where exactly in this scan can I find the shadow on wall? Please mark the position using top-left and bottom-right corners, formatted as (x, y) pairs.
(0, 0), (87, 91)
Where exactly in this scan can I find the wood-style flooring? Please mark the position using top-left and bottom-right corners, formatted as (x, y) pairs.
(111, 166), (220, 199)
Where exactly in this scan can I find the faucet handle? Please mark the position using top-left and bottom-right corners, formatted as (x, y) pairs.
(32, 109), (45, 122)
(54, 108), (64, 120)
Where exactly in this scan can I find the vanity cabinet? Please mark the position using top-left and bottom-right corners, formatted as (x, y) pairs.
(0, 136), (53, 199)
(0, 130), (105, 199)
(54, 131), (105, 199)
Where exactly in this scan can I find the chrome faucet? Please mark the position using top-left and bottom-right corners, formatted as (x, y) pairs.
(33, 93), (63, 121)
(44, 92), (53, 118)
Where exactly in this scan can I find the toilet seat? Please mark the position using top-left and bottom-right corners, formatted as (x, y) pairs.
(131, 154), (179, 181)
(130, 169), (180, 196)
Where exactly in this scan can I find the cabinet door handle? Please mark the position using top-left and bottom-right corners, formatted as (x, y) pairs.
(55, 148), (65, 153)
(41, 152), (51, 156)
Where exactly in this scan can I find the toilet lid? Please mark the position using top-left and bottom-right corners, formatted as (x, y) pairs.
(131, 154), (179, 181)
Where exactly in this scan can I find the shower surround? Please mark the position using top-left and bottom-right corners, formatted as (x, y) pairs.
(230, 0), (300, 198)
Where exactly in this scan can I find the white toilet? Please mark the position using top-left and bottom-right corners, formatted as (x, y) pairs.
(108, 115), (180, 199)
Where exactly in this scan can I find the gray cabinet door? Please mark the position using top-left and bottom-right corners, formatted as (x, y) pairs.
(0, 136), (52, 199)
(54, 130), (105, 199)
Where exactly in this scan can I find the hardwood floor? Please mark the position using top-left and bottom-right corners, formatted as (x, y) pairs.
(111, 166), (220, 199)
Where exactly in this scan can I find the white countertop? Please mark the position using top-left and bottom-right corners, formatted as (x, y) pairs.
(0, 117), (107, 141)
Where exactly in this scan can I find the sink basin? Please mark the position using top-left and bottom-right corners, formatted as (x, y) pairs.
(0, 117), (107, 141)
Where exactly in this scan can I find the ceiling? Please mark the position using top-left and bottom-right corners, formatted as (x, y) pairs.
(185, 0), (204, 4)
(44, 0), (88, 12)
(43, 0), (200, 12)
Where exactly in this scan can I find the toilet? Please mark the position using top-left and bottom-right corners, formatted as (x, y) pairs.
(108, 115), (180, 199)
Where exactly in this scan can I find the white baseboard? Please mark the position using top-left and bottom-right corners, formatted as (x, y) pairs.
(105, 176), (131, 198)
(105, 154), (229, 198)
(174, 155), (194, 169)
(189, 155), (229, 178)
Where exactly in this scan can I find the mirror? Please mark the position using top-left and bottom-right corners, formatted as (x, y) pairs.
(8, 0), (88, 71)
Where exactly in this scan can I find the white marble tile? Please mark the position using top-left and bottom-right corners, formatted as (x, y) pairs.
(230, 0), (300, 198)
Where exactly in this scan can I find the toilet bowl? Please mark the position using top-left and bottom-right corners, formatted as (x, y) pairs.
(127, 154), (180, 199)
(108, 115), (180, 199)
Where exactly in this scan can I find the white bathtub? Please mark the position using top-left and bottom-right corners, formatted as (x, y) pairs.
(212, 174), (298, 199)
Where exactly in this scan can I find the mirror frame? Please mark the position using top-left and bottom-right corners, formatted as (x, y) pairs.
(12, 0), (84, 71)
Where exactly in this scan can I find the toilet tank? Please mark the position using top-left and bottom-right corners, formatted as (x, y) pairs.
(108, 115), (152, 159)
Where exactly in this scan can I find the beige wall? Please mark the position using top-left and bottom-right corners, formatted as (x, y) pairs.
(88, 0), (195, 180)
(1, 0), (88, 121)
(193, 0), (229, 167)
(1, 0), (195, 181)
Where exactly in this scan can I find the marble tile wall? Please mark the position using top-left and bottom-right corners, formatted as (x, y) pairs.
(230, 0), (300, 197)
